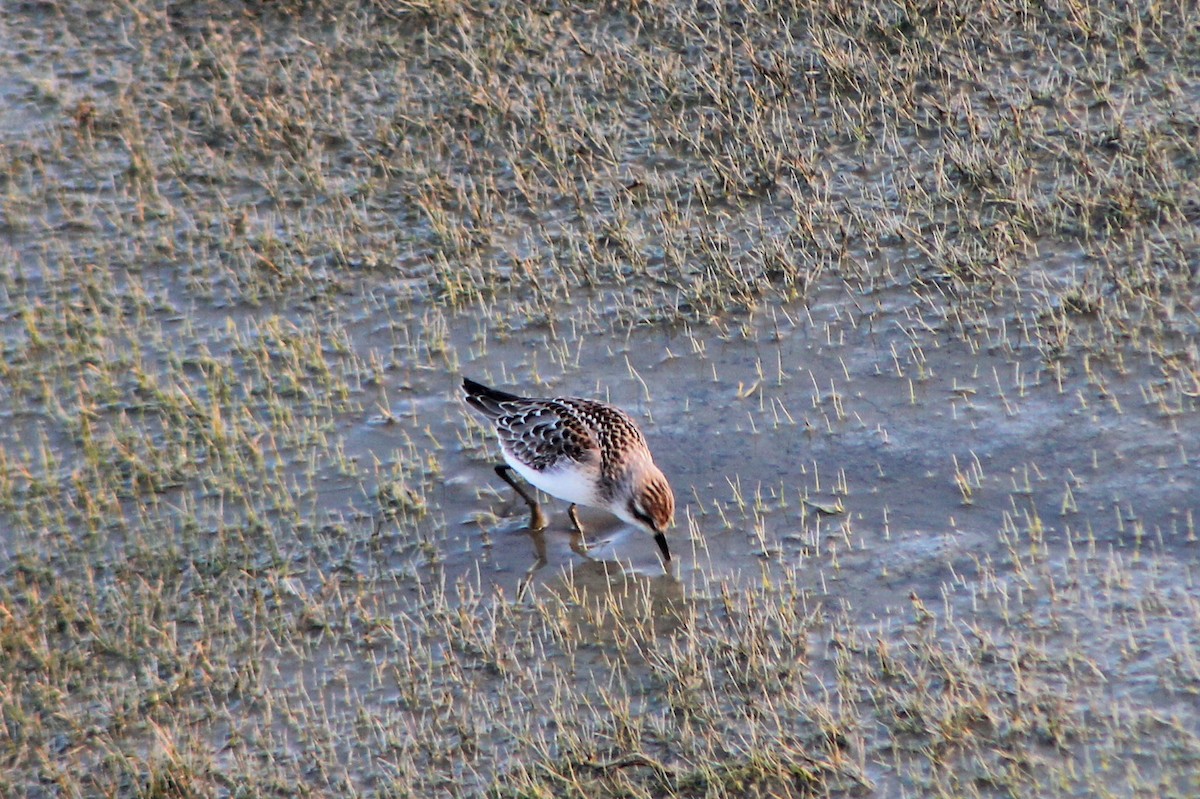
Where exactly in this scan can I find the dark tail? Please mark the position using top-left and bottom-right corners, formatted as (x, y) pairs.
(462, 378), (522, 418)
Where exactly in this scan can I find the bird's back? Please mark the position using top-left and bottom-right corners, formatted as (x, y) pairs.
(462, 378), (650, 481)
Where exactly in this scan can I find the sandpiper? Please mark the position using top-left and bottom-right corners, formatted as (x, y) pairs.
(462, 377), (675, 562)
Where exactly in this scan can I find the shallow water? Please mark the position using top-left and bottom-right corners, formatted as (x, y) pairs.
(368, 281), (1195, 623)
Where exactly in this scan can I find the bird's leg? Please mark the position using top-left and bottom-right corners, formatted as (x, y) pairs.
(495, 464), (548, 531)
(566, 503), (592, 558)
(567, 504), (585, 536)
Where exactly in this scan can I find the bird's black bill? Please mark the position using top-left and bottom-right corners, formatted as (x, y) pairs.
(654, 532), (671, 562)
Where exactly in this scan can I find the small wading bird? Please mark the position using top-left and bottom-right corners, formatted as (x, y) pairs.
(462, 377), (675, 562)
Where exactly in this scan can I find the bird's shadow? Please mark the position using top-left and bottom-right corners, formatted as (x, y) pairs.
(515, 524), (591, 601)
(510, 525), (686, 640)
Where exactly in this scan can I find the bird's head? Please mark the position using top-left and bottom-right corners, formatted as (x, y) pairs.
(620, 467), (675, 561)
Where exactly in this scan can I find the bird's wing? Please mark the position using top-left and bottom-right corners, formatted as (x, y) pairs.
(494, 400), (600, 472)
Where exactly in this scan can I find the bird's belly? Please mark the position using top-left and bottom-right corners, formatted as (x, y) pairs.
(504, 454), (599, 506)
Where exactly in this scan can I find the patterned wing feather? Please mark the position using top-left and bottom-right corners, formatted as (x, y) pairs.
(558, 399), (649, 481)
(463, 378), (651, 478)
(495, 400), (598, 471)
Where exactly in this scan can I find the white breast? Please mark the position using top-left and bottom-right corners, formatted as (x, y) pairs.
(503, 451), (601, 507)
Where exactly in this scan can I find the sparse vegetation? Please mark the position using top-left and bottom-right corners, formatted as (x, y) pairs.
(1, 0), (1197, 797)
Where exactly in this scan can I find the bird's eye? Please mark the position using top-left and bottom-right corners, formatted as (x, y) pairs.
(628, 499), (653, 527)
